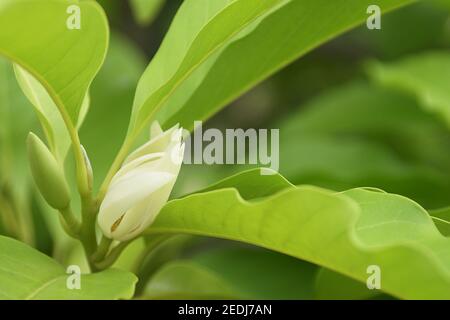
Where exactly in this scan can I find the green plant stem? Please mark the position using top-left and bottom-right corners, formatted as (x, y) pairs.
(79, 196), (99, 268)
(59, 206), (81, 237)
(92, 236), (113, 262)
(94, 240), (131, 270)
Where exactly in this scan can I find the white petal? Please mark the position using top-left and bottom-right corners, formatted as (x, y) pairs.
(112, 152), (164, 184)
(124, 123), (180, 164)
(97, 171), (175, 239)
(111, 180), (175, 240)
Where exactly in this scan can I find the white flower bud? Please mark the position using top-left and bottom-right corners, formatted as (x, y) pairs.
(97, 122), (184, 241)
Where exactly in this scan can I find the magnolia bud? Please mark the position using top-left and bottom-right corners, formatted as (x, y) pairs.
(27, 133), (71, 210)
(98, 122), (185, 241)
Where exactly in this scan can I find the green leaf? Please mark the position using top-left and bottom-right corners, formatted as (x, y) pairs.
(0, 0), (109, 127)
(190, 168), (293, 200)
(145, 173), (450, 299)
(367, 51), (450, 127)
(130, 0), (286, 135)
(14, 66), (88, 162)
(160, 0), (414, 130)
(430, 207), (450, 236)
(131, 0), (232, 115)
(129, 0), (165, 26)
(0, 235), (137, 300)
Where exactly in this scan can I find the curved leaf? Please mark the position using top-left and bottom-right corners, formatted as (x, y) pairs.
(13, 66), (87, 162)
(130, 0), (286, 135)
(0, 0), (109, 126)
(0, 236), (136, 300)
(190, 168), (293, 200)
(146, 179), (450, 299)
(161, 0), (414, 130)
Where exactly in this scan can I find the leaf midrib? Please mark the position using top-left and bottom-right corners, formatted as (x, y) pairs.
(24, 274), (65, 300)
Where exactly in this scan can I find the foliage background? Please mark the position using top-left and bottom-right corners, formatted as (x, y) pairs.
(1, 0), (450, 299)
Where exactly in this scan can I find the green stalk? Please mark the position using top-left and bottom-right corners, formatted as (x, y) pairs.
(59, 206), (81, 238)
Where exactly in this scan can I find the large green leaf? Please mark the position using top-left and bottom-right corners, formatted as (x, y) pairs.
(368, 51), (450, 127)
(130, 0), (286, 135)
(132, 0), (232, 115)
(190, 168), (293, 200)
(0, 0), (108, 127)
(0, 236), (136, 300)
(160, 0), (414, 130)
(145, 174), (450, 299)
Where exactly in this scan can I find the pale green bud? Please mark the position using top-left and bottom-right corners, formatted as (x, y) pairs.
(27, 133), (71, 210)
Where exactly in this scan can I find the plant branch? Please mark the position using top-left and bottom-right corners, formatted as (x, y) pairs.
(58, 206), (81, 238)
(94, 240), (132, 270)
(92, 235), (113, 262)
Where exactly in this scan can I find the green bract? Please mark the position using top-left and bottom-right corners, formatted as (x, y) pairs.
(26, 133), (71, 210)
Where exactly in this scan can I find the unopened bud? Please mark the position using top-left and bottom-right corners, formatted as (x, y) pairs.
(27, 133), (71, 210)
